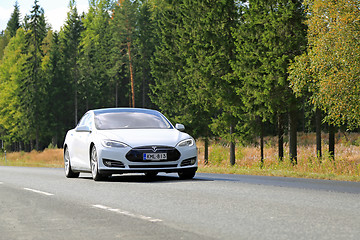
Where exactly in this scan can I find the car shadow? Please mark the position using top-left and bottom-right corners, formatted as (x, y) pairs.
(79, 173), (210, 183)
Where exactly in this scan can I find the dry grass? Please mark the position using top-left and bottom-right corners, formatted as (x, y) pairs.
(0, 132), (359, 181)
(0, 149), (64, 168)
(197, 132), (360, 182)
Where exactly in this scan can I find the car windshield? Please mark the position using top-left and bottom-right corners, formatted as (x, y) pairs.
(94, 111), (172, 130)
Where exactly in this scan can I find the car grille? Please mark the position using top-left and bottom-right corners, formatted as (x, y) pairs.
(126, 146), (181, 162)
(128, 164), (178, 169)
(103, 159), (125, 168)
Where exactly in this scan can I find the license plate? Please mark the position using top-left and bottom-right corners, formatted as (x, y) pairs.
(143, 153), (167, 161)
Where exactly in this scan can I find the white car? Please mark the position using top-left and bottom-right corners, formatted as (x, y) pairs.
(63, 108), (198, 181)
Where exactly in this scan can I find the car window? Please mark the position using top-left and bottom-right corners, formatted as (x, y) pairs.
(78, 113), (90, 127)
(94, 112), (172, 130)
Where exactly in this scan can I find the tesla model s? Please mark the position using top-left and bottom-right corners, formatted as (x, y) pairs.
(63, 108), (198, 181)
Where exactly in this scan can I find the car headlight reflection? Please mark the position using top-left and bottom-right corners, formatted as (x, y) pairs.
(177, 138), (194, 147)
(101, 140), (129, 148)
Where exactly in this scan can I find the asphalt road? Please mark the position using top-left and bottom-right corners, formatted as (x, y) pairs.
(0, 166), (359, 240)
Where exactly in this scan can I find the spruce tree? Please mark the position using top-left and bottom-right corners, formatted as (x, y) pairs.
(78, 0), (113, 112)
(20, 0), (48, 150)
(60, 0), (83, 125)
(178, 0), (242, 165)
(136, 0), (156, 108)
(232, 0), (307, 163)
(6, 1), (21, 38)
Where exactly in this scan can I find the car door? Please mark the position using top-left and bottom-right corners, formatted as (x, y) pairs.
(72, 113), (92, 171)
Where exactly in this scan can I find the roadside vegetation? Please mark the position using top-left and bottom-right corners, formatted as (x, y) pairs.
(1, 133), (359, 182)
(1, 0), (360, 179)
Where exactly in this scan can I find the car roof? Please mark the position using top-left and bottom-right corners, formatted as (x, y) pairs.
(91, 108), (161, 115)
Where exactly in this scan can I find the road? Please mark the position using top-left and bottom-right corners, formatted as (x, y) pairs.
(0, 166), (359, 240)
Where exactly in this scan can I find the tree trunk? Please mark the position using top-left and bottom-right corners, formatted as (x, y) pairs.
(142, 70), (146, 108)
(329, 125), (335, 160)
(230, 125), (235, 166)
(260, 121), (264, 167)
(278, 114), (284, 162)
(74, 80), (78, 125)
(204, 137), (209, 165)
(128, 42), (135, 108)
(36, 121), (39, 151)
(115, 81), (118, 107)
(289, 108), (297, 164)
(315, 108), (322, 159)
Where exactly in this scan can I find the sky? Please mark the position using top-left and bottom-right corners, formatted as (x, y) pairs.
(0, 0), (89, 32)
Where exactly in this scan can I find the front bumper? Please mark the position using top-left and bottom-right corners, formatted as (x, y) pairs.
(97, 145), (198, 174)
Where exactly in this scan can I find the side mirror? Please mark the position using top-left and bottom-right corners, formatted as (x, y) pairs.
(175, 123), (185, 131)
(75, 125), (91, 132)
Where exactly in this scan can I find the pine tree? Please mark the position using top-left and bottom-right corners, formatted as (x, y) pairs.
(110, 0), (139, 108)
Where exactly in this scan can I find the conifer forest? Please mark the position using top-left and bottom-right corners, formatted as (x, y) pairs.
(0, 0), (359, 165)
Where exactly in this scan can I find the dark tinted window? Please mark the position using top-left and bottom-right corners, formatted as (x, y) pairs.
(94, 111), (172, 130)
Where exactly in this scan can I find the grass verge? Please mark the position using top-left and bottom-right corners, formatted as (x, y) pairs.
(0, 132), (359, 182)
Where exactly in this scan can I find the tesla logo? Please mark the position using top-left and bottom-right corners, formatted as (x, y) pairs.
(152, 146), (157, 152)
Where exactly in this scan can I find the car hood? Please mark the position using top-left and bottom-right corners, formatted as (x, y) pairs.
(96, 129), (192, 148)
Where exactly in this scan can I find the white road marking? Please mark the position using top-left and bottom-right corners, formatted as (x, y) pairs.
(23, 188), (54, 196)
(93, 204), (163, 223)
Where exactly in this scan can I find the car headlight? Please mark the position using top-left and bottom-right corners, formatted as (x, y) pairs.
(177, 138), (194, 147)
(101, 140), (129, 148)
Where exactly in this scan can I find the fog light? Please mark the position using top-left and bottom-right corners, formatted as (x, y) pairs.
(104, 160), (112, 167)
(190, 158), (196, 165)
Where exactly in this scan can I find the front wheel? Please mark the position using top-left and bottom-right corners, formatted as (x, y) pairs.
(91, 146), (105, 181)
(178, 170), (196, 180)
(64, 148), (79, 178)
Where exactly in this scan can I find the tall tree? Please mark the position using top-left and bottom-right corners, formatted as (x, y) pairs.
(41, 30), (69, 147)
(149, 0), (213, 163)
(178, 0), (242, 165)
(0, 2), (21, 59)
(78, 0), (113, 112)
(232, 0), (307, 164)
(20, 0), (48, 150)
(6, 1), (21, 38)
(307, 0), (360, 128)
(110, 0), (139, 108)
(136, 0), (156, 108)
(289, 0), (360, 159)
(0, 29), (28, 148)
(60, 0), (83, 125)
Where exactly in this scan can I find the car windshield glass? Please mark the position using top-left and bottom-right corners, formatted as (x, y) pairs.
(94, 111), (172, 130)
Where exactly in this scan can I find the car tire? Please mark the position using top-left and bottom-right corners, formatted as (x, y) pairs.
(178, 170), (196, 180)
(64, 147), (80, 178)
(91, 146), (105, 181)
(144, 172), (158, 178)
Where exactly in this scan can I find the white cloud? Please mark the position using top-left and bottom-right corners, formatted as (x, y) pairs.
(46, 7), (68, 31)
